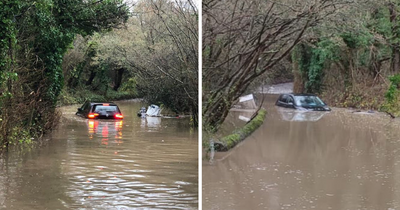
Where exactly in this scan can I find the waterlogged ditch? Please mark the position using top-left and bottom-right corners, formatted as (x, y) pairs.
(0, 100), (198, 209)
(203, 94), (400, 210)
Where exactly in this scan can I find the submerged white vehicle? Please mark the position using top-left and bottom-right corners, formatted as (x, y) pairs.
(146, 104), (162, 116)
(137, 104), (162, 117)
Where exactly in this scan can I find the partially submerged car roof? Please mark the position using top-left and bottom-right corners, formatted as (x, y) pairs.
(88, 102), (117, 105)
(282, 93), (317, 97)
(289, 93), (317, 96)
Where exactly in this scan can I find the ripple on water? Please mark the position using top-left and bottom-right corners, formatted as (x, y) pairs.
(0, 102), (198, 209)
(203, 95), (400, 210)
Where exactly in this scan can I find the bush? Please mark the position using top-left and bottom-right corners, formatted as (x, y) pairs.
(58, 87), (138, 106)
(381, 74), (400, 116)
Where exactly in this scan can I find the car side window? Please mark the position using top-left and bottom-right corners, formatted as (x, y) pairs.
(287, 96), (294, 104)
(80, 102), (86, 109)
(84, 102), (91, 112)
(281, 95), (288, 103)
(278, 95), (283, 103)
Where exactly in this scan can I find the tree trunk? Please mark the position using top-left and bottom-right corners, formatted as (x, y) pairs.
(113, 68), (125, 91)
(86, 69), (97, 86)
(203, 93), (234, 132)
(392, 47), (400, 72)
(389, 2), (400, 72)
(292, 46), (305, 93)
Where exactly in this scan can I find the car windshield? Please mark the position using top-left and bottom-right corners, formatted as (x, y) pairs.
(94, 105), (119, 112)
(294, 96), (325, 107)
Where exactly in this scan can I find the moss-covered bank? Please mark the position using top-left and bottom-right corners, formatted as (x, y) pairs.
(213, 109), (267, 151)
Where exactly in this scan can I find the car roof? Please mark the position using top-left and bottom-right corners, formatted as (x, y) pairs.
(281, 93), (317, 97)
(87, 102), (118, 106)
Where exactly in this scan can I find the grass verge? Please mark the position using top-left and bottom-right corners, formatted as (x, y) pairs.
(214, 109), (267, 151)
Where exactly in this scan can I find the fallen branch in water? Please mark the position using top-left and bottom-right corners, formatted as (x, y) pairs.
(384, 111), (396, 119)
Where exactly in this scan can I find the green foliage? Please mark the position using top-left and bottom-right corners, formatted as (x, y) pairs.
(369, 7), (392, 37)
(7, 128), (33, 146)
(296, 43), (313, 77)
(386, 74), (400, 103)
(119, 77), (138, 96)
(92, 1), (198, 124)
(138, 79), (194, 114)
(0, 0), (129, 150)
(382, 74), (400, 116)
(295, 39), (340, 93)
(369, 5), (400, 47)
(0, 0), (19, 95)
(66, 39), (99, 88)
(58, 88), (138, 106)
(295, 3), (400, 112)
(92, 62), (111, 92)
(341, 31), (373, 49)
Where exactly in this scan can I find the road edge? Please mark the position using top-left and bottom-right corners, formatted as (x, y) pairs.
(214, 109), (267, 151)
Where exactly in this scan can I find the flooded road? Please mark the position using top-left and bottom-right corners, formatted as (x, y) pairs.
(0, 101), (198, 209)
(203, 94), (400, 210)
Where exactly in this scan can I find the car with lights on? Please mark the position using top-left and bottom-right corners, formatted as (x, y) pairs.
(76, 101), (124, 119)
(275, 93), (331, 111)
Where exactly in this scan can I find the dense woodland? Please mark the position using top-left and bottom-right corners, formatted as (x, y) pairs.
(203, 0), (400, 134)
(0, 0), (198, 150)
(5, 0), (400, 149)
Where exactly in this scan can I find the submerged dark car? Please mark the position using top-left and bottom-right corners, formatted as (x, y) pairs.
(76, 101), (124, 119)
(275, 93), (331, 111)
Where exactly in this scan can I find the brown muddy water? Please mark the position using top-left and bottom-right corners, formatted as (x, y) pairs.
(0, 101), (198, 209)
(203, 94), (400, 210)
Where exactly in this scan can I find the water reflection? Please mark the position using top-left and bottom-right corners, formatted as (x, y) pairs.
(203, 94), (400, 210)
(146, 117), (161, 128)
(140, 117), (162, 131)
(277, 107), (329, 122)
(87, 119), (124, 145)
(0, 102), (198, 209)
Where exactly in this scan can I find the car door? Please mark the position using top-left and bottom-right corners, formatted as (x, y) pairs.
(77, 102), (87, 116)
(286, 96), (295, 108)
(277, 95), (288, 107)
(281, 95), (291, 108)
(79, 102), (91, 117)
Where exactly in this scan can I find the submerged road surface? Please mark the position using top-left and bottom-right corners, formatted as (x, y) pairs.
(203, 94), (400, 210)
(0, 101), (198, 209)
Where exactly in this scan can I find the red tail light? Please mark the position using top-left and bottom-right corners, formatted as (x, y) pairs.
(115, 114), (123, 119)
(88, 113), (99, 119)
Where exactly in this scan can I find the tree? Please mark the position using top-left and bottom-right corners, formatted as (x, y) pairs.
(203, 0), (348, 132)
(95, 0), (199, 124)
(0, 0), (129, 149)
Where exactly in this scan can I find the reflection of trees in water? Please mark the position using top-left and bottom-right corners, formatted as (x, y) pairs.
(140, 117), (193, 134)
(217, 110), (255, 137)
(0, 101), (198, 209)
(0, 143), (72, 209)
(205, 108), (400, 209)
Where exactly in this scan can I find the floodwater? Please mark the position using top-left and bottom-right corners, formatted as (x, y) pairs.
(0, 101), (198, 209)
(203, 94), (400, 210)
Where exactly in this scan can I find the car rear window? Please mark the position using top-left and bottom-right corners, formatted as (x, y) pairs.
(93, 105), (119, 112)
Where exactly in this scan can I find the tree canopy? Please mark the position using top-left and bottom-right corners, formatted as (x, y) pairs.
(0, 0), (129, 149)
(82, 0), (199, 123)
(203, 0), (351, 132)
